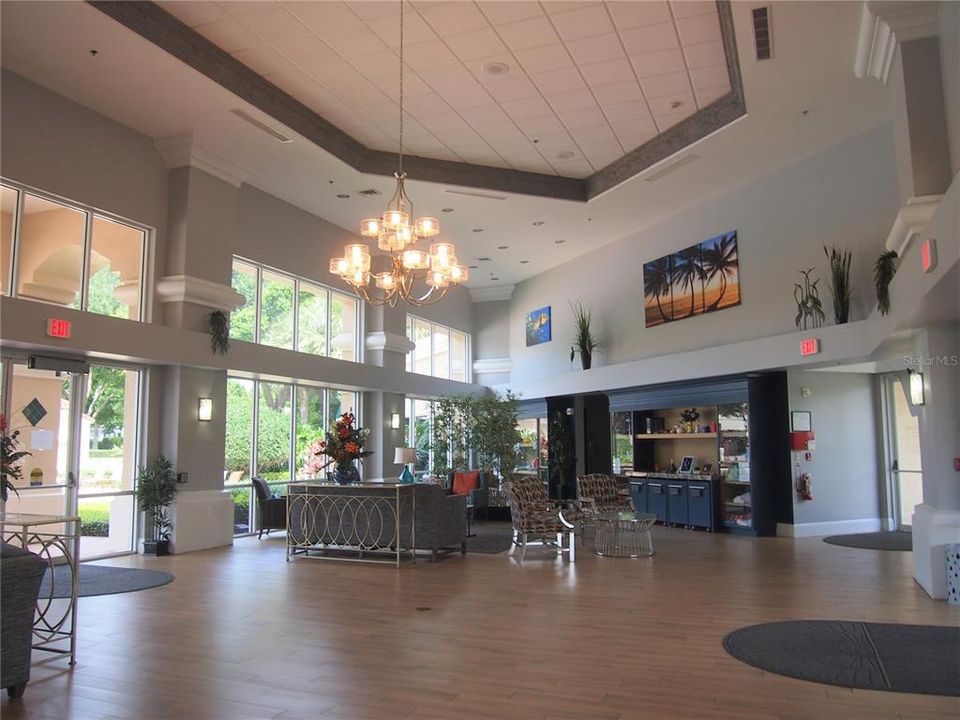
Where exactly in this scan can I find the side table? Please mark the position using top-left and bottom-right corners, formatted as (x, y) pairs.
(0, 512), (80, 664)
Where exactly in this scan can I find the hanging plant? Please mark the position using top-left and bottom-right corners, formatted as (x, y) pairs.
(793, 268), (825, 330)
(874, 250), (898, 316)
(569, 300), (600, 370)
(208, 310), (230, 355)
(823, 245), (852, 324)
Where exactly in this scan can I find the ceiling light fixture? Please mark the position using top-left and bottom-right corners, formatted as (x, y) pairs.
(482, 62), (510, 75)
(329, 1), (465, 307)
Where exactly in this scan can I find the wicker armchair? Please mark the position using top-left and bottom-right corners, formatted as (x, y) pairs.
(503, 476), (575, 561)
(1, 543), (47, 699)
(252, 477), (286, 539)
(576, 474), (635, 516)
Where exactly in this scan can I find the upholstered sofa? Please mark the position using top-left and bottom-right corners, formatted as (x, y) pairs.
(1, 543), (46, 699)
(287, 482), (466, 561)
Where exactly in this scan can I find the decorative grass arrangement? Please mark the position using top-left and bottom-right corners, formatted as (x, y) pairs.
(874, 250), (898, 316)
(823, 245), (852, 324)
(208, 310), (230, 355)
(569, 300), (600, 370)
(793, 268), (825, 330)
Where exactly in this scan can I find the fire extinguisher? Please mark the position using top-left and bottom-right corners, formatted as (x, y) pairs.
(795, 462), (813, 501)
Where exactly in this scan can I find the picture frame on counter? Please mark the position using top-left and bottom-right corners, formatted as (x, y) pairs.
(701, 463), (713, 475)
(679, 455), (695, 474)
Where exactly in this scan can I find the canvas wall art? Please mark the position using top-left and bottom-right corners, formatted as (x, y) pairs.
(525, 306), (552, 346)
(643, 230), (740, 328)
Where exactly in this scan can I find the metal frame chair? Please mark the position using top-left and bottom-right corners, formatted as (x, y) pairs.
(504, 476), (575, 562)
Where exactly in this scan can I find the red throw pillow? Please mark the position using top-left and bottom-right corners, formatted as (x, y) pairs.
(452, 471), (481, 496)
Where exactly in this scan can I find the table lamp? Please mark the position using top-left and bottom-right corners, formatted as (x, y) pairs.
(394, 447), (417, 483)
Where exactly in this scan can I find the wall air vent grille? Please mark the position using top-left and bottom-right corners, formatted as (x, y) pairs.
(443, 189), (507, 201)
(230, 109), (293, 144)
(752, 6), (772, 60)
(643, 154), (699, 182)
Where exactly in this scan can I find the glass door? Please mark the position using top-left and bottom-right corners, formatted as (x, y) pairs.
(884, 375), (923, 530)
(2, 358), (141, 559)
(2, 362), (79, 521)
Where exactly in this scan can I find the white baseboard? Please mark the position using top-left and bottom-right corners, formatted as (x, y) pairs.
(777, 518), (883, 538)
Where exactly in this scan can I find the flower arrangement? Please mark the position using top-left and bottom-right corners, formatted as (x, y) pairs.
(1, 414), (31, 502)
(313, 412), (373, 475)
(680, 408), (701, 433)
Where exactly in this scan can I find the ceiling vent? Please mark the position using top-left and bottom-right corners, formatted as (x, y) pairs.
(643, 154), (699, 182)
(752, 6), (772, 60)
(443, 189), (508, 201)
(230, 109), (293, 144)
(357, 188), (382, 196)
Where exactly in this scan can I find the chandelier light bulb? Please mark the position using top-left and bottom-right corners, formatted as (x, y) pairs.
(450, 265), (468, 282)
(329, 257), (349, 275)
(383, 209), (408, 230)
(349, 270), (369, 287)
(361, 218), (380, 237)
(344, 243), (371, 272)
(374, 272), (395, 289)
(429, 269), (448, 287)
(415, 217), (439, 238)
(402, 249), (429, 269)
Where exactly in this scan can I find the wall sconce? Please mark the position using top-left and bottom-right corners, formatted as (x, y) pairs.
(908, 370), (925, 406)
(390, 412), (401, 430)
(198, 397), (213, 421)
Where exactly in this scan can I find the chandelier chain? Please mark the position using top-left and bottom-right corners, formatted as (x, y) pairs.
(398, 0), (404, 176)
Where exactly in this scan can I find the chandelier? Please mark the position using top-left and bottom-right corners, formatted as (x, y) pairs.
(329, 0), (467, 307)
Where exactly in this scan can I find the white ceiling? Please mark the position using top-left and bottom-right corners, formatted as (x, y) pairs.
(158, 0), (730, 178)
(0, 1), (893, 289)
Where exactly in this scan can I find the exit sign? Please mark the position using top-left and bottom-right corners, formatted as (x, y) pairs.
(921, 238), (937, 273)
(46, 318), (72, 339)
(800, 338), (820, 356)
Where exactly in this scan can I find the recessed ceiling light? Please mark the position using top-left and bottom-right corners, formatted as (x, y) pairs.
(476, 256), (491, 261)
(801, 109), (810, 116)
(490, 277), (500, 281)
(473, 228), (484, 233)
(532, 221), (544, 226)
(497, 245), (508, 250)
(89, 49), (99, 57)
(669, 100), (683, 109)
(556, 151), (575, 160)
(520, 260), (529, 264)
(469, 265), (478, 269)
(336, 193), (350, 199)
(441, 207), (454, 213)
(555, 239), (566, 244)
(482, 62), (510, 76)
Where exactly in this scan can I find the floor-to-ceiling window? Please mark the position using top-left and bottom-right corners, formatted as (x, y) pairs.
(229, 257), (360, 361)
(405, 397), (435, 479)
(224, 378), (359, 535)
(2, 180), (148, 321)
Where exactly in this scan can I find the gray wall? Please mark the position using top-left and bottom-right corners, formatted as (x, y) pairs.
(941, 1), (960, 175)
(787, 370), (882, 526)
(506, 124), (900, 389)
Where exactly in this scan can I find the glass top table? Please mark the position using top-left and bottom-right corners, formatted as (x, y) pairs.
(591, 511), (656, 558)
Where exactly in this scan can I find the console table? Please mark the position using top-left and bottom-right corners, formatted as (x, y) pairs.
(0, 512), (80, 664)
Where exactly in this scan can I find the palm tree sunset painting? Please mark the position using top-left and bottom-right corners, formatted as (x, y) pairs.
(643, 231), (740, 328)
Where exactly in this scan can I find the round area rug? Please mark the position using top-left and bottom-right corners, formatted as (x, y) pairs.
(40, 564), (175, 598)
(723, 620), (960, 696)
(822, 531), (911, 551)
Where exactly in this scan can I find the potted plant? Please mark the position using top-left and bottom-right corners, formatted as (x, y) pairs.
(208, 310), (230, 354)
(874, 250), (898, 316)
(569, 300), (600, 370)
(823, 245), (853, 324)
(137, 455), (179, 555)
(469, 390), (521, 482)
(1, 414), (30, 511)
(313, 412), (372, 484)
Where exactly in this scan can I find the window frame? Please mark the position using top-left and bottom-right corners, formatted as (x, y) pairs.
(1, 178), (152, 322)
(231, 255), (361, 362)
(406, 314), (472, 382)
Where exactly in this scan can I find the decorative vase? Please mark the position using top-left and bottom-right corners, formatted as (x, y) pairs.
(580, 349), (592, 370)
(333, 464), (360, 485)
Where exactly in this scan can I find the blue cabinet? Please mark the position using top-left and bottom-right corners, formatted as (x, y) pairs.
(646, 480), (667, 521)
(667, 482), (688, 526)
(629, 480), (647, 514)
(687, 481), (714, 531)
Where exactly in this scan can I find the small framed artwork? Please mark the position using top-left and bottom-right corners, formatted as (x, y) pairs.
(525, 306), (552, 346)
(679, 455), (695, 474)
(791, 410), (812, 432)
(701, 463), (713, 475)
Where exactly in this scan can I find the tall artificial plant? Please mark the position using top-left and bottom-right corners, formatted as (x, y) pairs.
(470, 390), (521, 480)
(136, 455), (179, 543)
(569, 300), (600, 370)
(874, 250), (898, 316)
(430, 396), (472, 476)
(823, 245), (853, 324)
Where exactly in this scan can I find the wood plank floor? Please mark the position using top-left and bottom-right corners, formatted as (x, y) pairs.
(3, 526), (958, 720)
